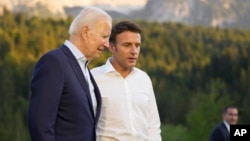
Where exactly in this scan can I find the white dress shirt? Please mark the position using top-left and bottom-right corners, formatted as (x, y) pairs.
(64, 40), (97, 115)
(223, 121), (230, 133)
(91, 58), (161, 141)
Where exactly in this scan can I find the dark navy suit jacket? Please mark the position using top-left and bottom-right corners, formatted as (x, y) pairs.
(28, 45), (101, 141)
(209, 122), (230, 141)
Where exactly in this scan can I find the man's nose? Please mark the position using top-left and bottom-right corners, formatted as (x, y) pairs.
(103, 41), (109, 48)
(131, 45), (138, 53)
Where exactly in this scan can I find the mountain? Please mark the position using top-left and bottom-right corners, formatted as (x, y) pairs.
(1, 0), (250, 29)
(135, 0), (250, 29)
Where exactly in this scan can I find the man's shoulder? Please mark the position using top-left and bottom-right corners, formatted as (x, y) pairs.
(35, 45), (66, 65)
(134, 67), (144, 73)
(134, 67), (150, 77)
(212, 122), (227, 132)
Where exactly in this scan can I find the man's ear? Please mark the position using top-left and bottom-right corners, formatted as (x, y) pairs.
(81, 26), (89, 40)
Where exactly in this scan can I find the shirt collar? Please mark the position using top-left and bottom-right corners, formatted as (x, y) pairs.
(103, 57), (116, 73)
(64, 40), (87, 62)
(103, 57), (137, 74)
(223, 120), (230, 132)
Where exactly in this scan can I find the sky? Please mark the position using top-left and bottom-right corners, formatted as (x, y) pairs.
(0, 0), (148, 15)
(0, 0), (148, 8)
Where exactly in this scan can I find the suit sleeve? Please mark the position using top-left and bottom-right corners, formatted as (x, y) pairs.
(209, 126), (223, 141)
(28, 53), (64, 141)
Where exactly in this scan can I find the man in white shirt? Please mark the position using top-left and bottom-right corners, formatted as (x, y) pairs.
(209, 106), (238, 141)
(91, 21), (162, 141)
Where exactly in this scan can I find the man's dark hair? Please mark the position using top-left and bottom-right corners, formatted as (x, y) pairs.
(223, 105), (237, 114)
(109, 21), (142, 44)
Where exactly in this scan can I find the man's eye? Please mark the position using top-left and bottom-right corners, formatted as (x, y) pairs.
(135, 44), (141, 48)
(102, 36), (109, 39)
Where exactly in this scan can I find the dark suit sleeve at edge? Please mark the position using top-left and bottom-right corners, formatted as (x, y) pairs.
(28, 52), (64, 141)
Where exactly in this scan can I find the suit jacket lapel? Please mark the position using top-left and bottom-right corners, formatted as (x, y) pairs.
(61, 45), (95, 116)
(222, 122), (230, 140)
(89, 71), (102, 123)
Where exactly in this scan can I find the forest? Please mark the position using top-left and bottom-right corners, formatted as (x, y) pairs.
(1, 8), (250, 141)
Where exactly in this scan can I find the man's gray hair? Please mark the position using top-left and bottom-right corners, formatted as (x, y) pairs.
(69, 7), (112, 35)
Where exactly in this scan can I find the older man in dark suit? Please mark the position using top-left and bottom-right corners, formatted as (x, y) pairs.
(209, 106), (238, 141)
(27, 7), (112, 141)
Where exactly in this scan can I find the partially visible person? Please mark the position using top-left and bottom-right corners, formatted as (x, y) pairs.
(27, 7), (112, 141)
(91, 21), (161, 141)
(209, 106), (238, 141)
